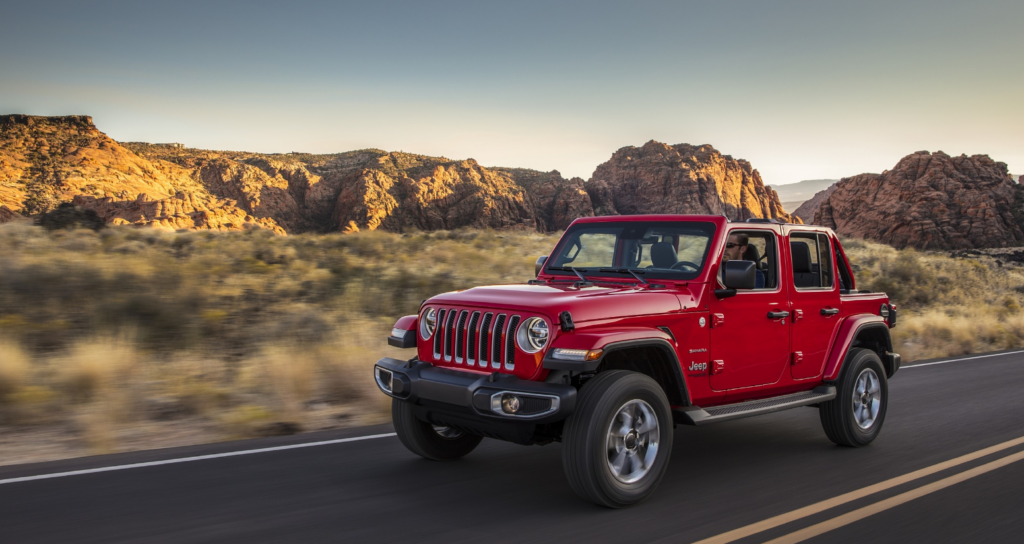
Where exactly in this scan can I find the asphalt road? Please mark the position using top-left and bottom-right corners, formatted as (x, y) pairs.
(3, 351), (1024, 543)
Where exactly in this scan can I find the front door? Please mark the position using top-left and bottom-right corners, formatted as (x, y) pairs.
(788, 231), (842, 380)
(709, 228), (791, 391)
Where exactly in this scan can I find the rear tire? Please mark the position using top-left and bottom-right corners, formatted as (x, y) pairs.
(562, 370), (673, 508)
(392, 399), (483, 460)
(820, 348), (888, 447)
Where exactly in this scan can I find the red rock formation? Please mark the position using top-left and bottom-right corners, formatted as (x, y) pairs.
(793, 183), (837, 224)
(0, 115), (199, 213)
(1, 115), (283, 234)
(197, 159), (312, 232)
(72, 193), (285, 234)
(813, 151), (1022, 249)
(500, 169), (594, 231)
(333, 157), (544, 232)
(586, 141), (799, 223)
(3, 116), (801, 234)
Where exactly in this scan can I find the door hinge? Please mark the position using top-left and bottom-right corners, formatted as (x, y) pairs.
(711, 360), (725, 375)
(793, 309), (803, 322)
(712, 313), (725, 328)
(792, 351), (803, 365)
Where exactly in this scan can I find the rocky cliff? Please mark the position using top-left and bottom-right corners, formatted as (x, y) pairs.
(2, 115), (800, 234)
(0, 116), (287, 233)
(813, 151), (1022, 249)
(586, 141), (799, 223)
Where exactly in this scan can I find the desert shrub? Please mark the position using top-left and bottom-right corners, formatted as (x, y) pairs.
(0, 340), (30, 399)
(37, 203), (105, 231)
(842, 238), (1024, 360)
(0, 223), (554, 455)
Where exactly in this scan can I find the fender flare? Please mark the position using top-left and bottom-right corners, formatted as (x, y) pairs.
(543, 337), (691, 407)
(823, 315), (893, 381)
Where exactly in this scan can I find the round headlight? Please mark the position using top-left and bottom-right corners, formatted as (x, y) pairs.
(516, 317), (549, 353)
(420, 308), (437, 339)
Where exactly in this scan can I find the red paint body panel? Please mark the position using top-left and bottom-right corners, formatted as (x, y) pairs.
(822, 314), (887, 381)
(393, 315), (417, 331)
(400, 215), (893, 410)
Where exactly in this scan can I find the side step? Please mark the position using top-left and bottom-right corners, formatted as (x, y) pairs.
(675, 386), (836, 426)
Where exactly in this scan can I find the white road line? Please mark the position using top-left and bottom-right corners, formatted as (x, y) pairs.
(4, 349), (1022, 486)
(901, 350), (1024, 369)
(0, 433), (397, 485)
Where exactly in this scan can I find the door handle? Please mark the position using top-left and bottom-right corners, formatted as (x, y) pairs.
(767, 311), (790, 319)
(821, 308), (840, 316)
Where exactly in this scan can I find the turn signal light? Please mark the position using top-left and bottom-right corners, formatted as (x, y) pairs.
(550, 348), (603, 362)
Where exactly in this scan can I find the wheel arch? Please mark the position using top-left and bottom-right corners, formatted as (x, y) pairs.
(824, 316), (895, 381)
(545, 338), (691, 407)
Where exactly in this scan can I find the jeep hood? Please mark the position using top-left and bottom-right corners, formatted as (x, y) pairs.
(426, 283), (699, 324)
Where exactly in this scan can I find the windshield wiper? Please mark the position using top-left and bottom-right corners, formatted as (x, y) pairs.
(550, 266), (591, 282)
(599, 267), (649, 284)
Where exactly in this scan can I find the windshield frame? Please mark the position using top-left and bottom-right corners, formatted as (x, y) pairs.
(544, 220), (718, 282)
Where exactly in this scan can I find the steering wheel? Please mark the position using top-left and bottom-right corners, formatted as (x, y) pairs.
(670, 261), (700, 271)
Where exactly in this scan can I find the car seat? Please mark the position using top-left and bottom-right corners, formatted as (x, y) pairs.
(650, 242), (678, 268)
(791, 242), (820, 288)
(741, 244), (766, 288)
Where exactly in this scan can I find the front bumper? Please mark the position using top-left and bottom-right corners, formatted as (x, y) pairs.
(374, 358), (577, 444)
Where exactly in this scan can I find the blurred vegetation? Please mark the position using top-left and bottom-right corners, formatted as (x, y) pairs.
(1, 223), (1022, 462)
(0, 224), (558, 462)
(842, 238), (1024, 361)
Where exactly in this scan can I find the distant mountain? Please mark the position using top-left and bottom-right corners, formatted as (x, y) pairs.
(0, 115), (798, 232)
(766, 179), (838, 211)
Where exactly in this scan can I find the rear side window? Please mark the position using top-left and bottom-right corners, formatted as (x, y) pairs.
(790, 232), (834, 289)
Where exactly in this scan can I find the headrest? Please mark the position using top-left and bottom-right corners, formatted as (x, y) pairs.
(650, 242), (678, 268)
(790, 241), (813, 273)
(742, 243), (760, 263)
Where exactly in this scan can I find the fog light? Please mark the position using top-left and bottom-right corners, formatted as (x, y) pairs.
(374, 366), (393, 394)
(501, 394), (521, 414)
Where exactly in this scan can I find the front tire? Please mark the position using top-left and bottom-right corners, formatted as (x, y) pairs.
(820, 348), (888, 447)
(562, 370), (673, 508)
(392, 399), (483, 460)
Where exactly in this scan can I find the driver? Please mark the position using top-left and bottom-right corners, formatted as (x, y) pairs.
(721, 233), (765, 289)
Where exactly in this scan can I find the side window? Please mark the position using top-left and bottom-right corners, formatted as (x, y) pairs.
(817, 234), (834, 288)
(722, 230), (778, 290)
(790, 232), (833, 289)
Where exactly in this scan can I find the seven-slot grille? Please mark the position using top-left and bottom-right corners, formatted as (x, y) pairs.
(430, 307), (521, 371)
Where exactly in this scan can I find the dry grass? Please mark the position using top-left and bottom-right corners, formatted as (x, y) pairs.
(842, 238), (1024, 361)
(0, 223), (556, 463)
(1, 223), (1022, 464)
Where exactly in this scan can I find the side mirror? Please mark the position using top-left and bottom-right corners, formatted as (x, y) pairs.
(535, 256), (548, 277)
(723, 260), (756, 290)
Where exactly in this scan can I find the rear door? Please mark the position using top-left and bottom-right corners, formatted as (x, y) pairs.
(708, 227), (791, 391)
(787, 230), (842, 380)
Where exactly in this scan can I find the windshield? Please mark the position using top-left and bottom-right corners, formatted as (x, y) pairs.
(546, 221), (716, 281)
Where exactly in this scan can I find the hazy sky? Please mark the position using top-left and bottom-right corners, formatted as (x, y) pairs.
(2, 0), (1022, 184)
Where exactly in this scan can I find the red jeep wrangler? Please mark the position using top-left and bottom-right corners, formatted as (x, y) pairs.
(374, 215), (899, 507)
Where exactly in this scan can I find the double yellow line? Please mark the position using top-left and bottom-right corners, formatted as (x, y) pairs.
(694, 435), (1024, 544)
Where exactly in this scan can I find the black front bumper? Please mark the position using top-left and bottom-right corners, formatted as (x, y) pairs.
(374, 358), (577, 444)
